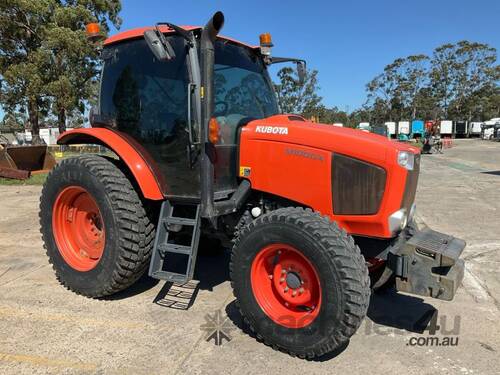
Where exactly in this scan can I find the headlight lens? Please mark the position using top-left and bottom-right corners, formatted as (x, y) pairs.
(389, 208), (408, 234)
(398, 151), (415, 170)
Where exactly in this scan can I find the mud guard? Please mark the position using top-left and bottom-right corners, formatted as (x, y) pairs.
(58, 128), (165, 200)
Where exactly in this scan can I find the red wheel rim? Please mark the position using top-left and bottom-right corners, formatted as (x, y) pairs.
(250, 244), (322, 328)
(52, 186), (105, 271)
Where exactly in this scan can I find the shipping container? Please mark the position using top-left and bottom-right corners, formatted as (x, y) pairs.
(358, 122), (370, 132)
(411, 120), (424, 136)
(398, 121), (410, 135)
(454, 121), (468, 137)
(440, 120), (453, 135)
(385, 121), (397, 137)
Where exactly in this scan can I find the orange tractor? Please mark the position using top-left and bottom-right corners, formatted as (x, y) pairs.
(39, 12), (465, 358)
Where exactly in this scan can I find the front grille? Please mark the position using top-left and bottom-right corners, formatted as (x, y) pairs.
(401, 154), (420, 212)
(332, 153), (386, 215)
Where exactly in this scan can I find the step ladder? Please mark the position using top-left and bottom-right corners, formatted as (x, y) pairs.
(148, 201), (201, 284)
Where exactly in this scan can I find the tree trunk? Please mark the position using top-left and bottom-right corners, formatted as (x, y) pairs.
(58, 107), (66, 134)
(27, 97), (39, 136)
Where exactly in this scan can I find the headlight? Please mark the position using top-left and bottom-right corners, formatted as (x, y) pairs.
(389, 208), (408, 234)
(397, 151), (415, 170)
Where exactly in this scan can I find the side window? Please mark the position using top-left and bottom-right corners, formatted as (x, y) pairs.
(100, 37), (190, 145)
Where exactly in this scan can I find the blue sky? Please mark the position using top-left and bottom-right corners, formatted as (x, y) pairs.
(111, 0), (499, 111)
(1, 0), (499, 119)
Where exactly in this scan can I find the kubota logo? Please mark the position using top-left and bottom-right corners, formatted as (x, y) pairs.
(255, 126), (288, 135)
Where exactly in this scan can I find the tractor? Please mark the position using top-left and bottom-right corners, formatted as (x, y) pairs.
(39, 12), (465, 358)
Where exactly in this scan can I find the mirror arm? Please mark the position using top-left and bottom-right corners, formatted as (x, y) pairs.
(156, 22), (194, 47)
(268, 57), (306, 65)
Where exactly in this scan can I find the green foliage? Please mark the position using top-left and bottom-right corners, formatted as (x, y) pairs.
(274, 66), (322, 116)
(365, 40), (499, 123)
(0, 172), (48, 185)
(0, 0), (122, 135)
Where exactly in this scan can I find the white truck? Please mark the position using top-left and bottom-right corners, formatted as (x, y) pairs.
(469, 122), (482, 137)
(482, 118), (500, 140)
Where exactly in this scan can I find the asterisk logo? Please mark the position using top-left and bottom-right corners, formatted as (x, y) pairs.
(200, 310), (234, 346)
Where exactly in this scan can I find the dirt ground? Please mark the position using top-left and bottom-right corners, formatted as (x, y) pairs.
(0, 139), (499, 374)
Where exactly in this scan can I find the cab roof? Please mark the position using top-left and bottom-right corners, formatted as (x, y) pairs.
(103, 25), (259, 50)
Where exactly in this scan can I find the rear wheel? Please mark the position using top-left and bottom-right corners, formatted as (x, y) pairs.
(40, 155), (155, 298)
(231, 207), (370, 358)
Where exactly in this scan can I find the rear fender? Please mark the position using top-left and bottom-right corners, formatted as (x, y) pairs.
(57, 128), (165, 200)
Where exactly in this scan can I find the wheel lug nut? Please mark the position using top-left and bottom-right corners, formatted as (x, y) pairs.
(292, 291), (297, 297)
(280, 277), (285, 283)
(299, 288), (304, 294)
(284, 287), (289, 293)
(281, 269), (286, 275)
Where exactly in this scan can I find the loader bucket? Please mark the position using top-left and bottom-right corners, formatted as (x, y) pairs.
(0, 145), (56, 179)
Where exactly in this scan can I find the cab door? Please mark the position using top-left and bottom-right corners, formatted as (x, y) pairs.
(99, 35), (201, 198)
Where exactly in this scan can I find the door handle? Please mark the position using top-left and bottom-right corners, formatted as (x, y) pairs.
(187, 82), (197, 145)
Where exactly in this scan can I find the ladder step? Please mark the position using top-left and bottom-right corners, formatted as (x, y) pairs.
(160, 244), (193, 255)
(151, 271), (188, 284)
(149, 201), (201, 283)
(164, 217), (197, 226)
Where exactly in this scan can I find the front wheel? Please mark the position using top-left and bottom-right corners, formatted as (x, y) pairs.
(230, 207), (370, 358)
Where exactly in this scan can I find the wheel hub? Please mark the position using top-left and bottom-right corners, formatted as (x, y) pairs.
(251, 243), (322, 328)
(286, 271), (302, 289)
(52, 186), (105, 271)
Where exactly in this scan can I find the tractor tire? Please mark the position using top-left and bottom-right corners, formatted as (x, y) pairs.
(230, 207), (370, 359)
(39, 155), (155, 298)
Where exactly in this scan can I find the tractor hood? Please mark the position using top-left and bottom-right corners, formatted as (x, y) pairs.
(242, 115), (420, 166)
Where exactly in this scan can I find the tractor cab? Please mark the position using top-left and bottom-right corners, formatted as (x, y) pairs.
(91, 23), (300, 201)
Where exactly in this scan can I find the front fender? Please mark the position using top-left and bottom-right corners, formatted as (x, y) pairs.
(58, 128), (165, 200)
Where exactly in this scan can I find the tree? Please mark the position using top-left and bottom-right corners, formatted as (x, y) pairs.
(399, 55), (430, 119)
(430, 41), (498, 120)
(365, 40), (499, 123)
(274, 66), (322, 116)
(44, 0), (122, 133)
(0, 0), (122, 136)
(366, 58), (406, 121)
(0, 0), (55, 140)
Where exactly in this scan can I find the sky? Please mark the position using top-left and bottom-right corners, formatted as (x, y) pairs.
(111, 0), (500, 112)
(1, 0), (499, 119)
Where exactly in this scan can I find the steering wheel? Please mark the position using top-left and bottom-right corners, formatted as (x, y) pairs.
(214, 101), (228, 117)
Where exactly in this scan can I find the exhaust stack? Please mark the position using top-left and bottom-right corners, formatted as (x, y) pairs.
(200, 11), (224, 220)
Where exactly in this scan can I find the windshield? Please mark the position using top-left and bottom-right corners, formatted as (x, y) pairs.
(214, 40), (278, 144)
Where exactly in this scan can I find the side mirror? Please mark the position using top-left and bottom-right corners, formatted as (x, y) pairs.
(297, 61), (306, 84)
(144, 29), (175, 61)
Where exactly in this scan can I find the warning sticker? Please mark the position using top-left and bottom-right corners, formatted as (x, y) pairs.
(239, 166), (251, 177)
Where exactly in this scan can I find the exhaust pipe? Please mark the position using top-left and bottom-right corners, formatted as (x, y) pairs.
(200, 11), (224, 220)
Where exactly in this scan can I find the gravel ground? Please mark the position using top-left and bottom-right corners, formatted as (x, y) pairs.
(0, 138), (499, 374)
